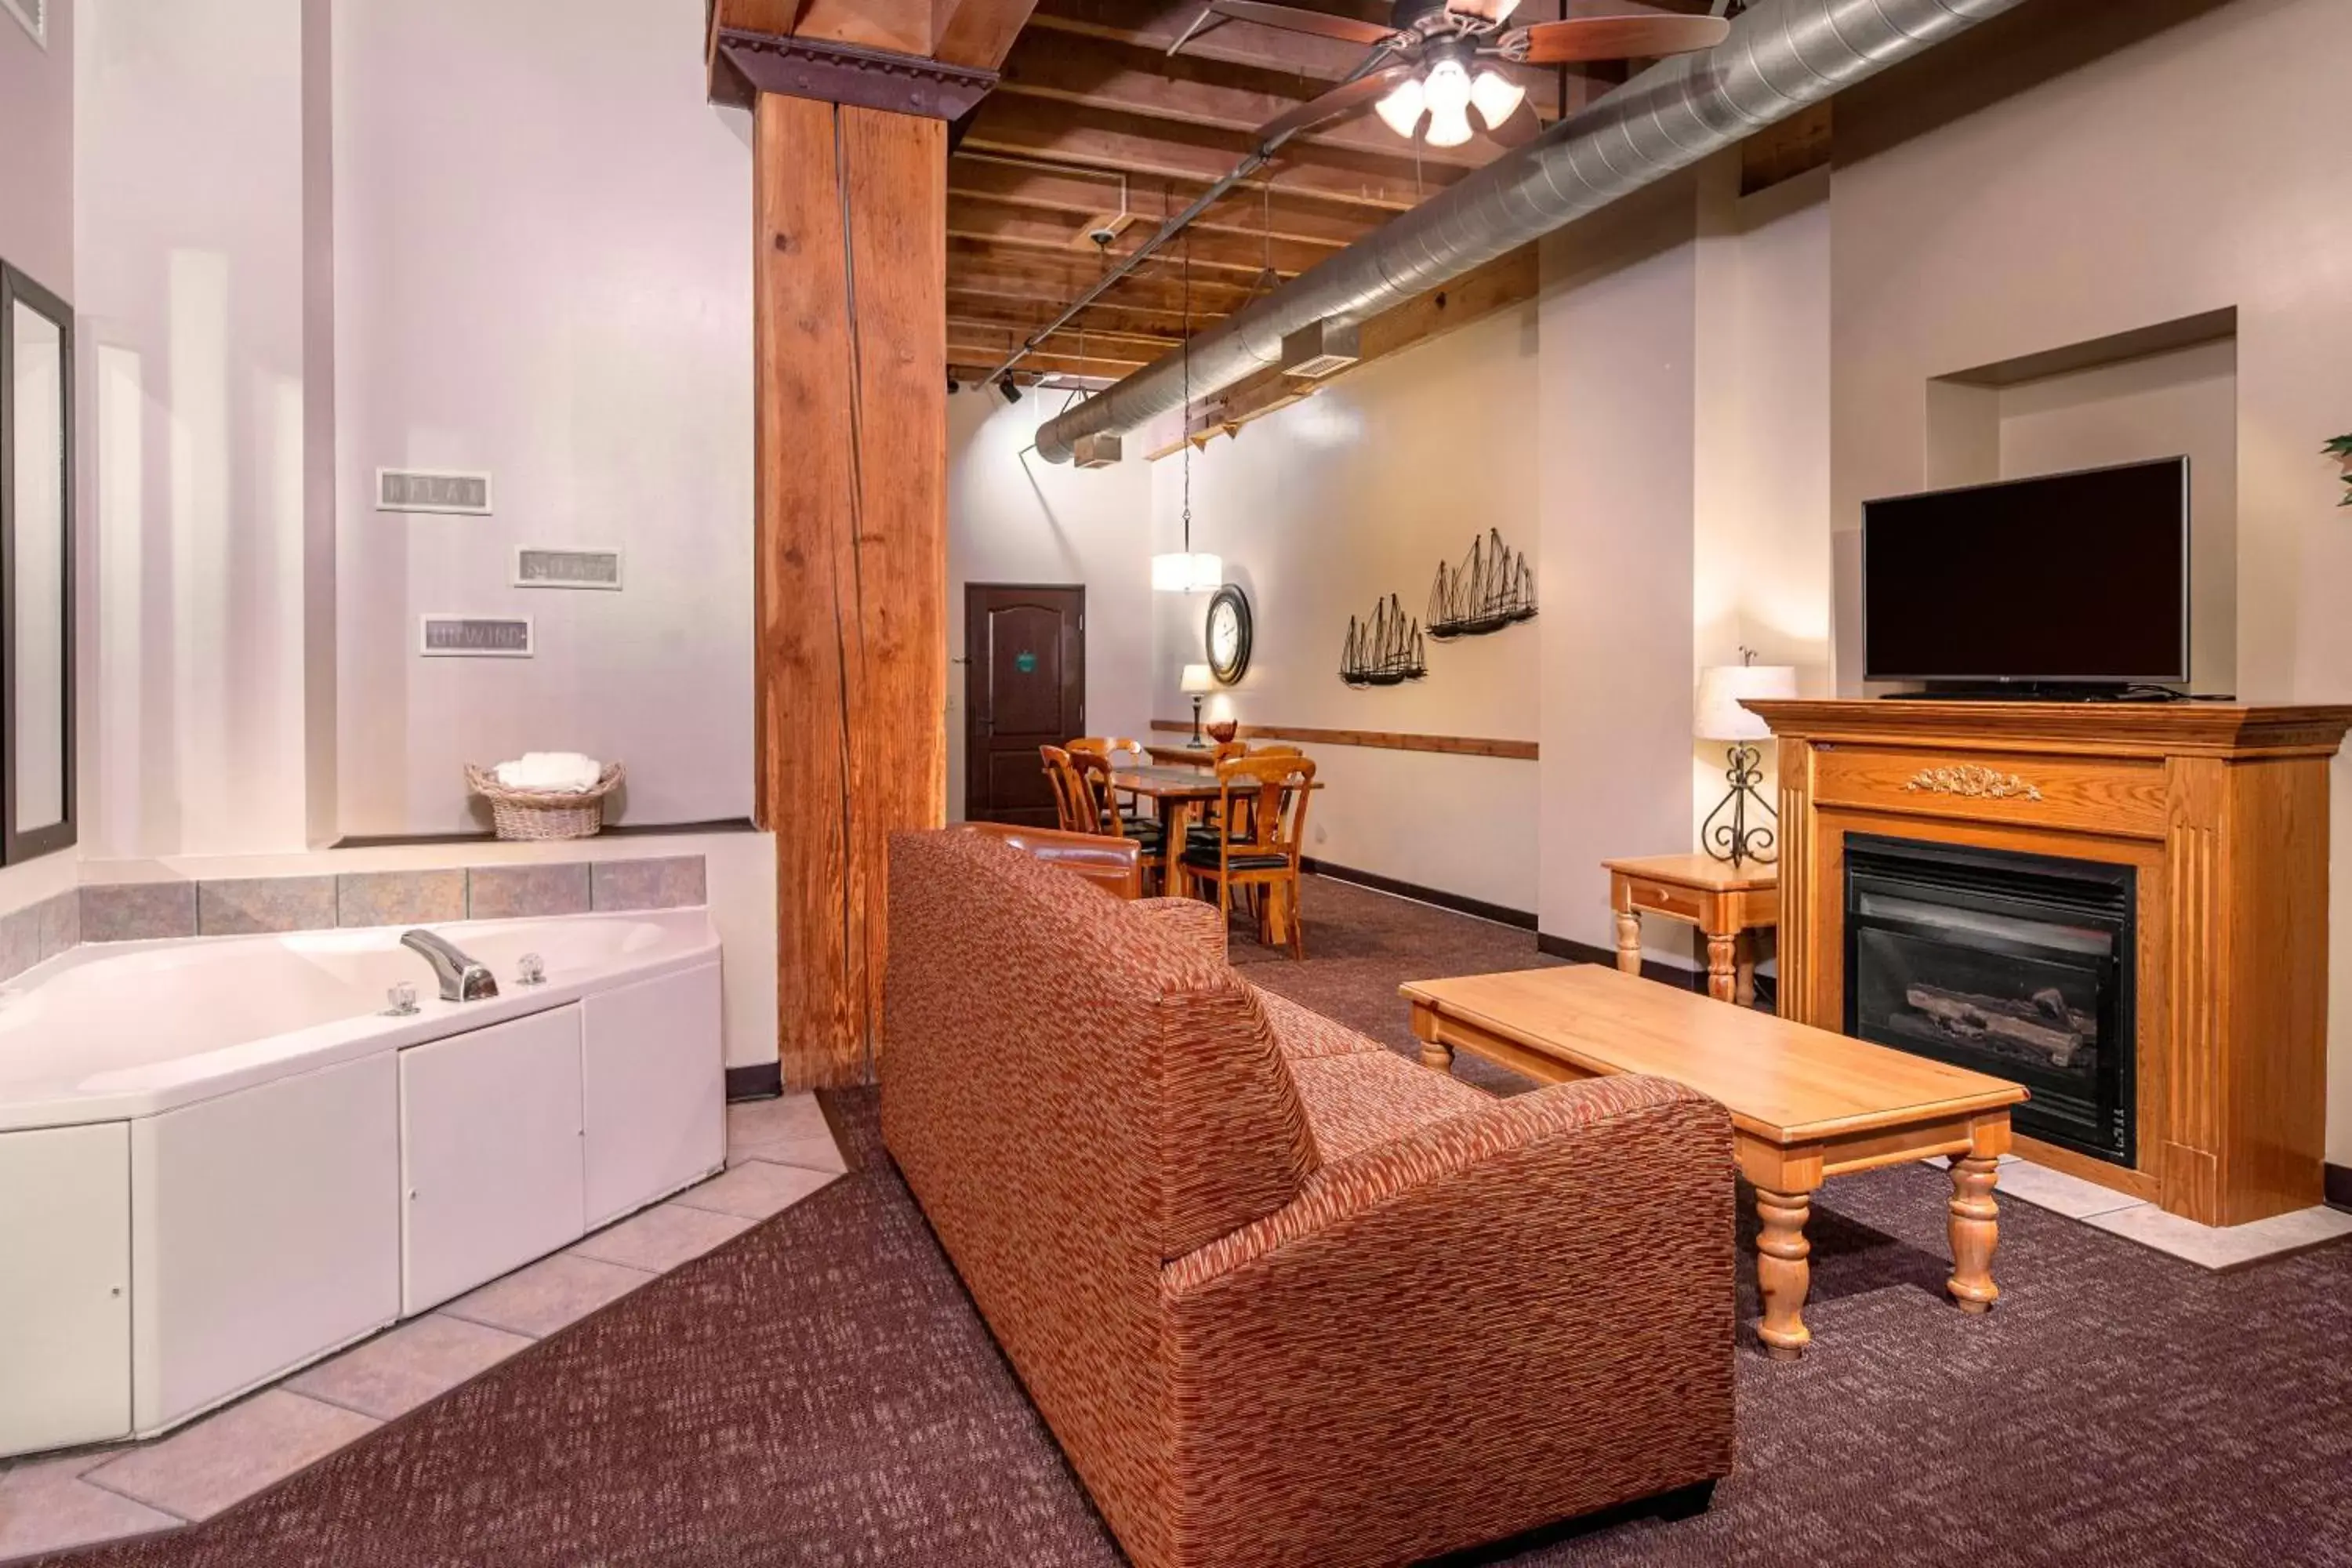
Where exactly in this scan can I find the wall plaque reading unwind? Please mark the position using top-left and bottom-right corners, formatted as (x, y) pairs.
(419, 615), (532, 657)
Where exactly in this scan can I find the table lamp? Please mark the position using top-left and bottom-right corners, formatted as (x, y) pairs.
(1695, 659), (1798, 867)
(1181, 663), (1215, 747)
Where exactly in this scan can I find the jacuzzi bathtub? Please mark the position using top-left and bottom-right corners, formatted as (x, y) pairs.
(0, 910), (724, 1458)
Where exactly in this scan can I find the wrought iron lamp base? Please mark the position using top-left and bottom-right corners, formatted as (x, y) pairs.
(1703, 743), (1779, 869)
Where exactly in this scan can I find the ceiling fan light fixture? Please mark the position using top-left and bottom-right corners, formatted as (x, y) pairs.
(1374, 74), (1428, 139)
(1468, 67), (1526, 132)
(1421, 56), (1474, 147)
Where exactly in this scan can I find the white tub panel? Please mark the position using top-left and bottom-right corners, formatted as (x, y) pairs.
(0, 1123), (131, 1456)
(401, 1005), (586, 1314)
(130, 1055), (400, 1434)
(583, 961), (724, 1228)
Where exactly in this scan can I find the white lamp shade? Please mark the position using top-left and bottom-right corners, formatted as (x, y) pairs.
(1180, 662), (1216, 695)
(1468, 67), (1526, 132)
(1152, 551), (1224, 593)
(1421, 58), (1473, 147)
(1695, 664), (1798, 742)
(1374, 74), (1427, 139)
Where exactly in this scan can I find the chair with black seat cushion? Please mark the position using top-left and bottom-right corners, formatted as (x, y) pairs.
(1073, 750), (1167, 893)
(1181, 755), (1316, 960)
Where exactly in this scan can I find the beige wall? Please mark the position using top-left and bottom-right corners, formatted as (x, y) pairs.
(1537, 181), (1700, 953)
(1828, 0), (2352, 1162)
(1150, 307), (1543, 914)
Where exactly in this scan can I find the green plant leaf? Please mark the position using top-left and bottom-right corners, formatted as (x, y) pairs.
(2327, 434), (2352, 456)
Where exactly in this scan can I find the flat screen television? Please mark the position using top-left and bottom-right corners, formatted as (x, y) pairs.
(1861, 456), (2190, 687)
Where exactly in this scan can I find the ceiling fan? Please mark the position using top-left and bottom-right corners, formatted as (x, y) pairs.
(1188, 0), (1733, 150)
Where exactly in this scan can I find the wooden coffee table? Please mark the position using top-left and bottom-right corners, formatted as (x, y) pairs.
(1401, 964), (2027, 1360)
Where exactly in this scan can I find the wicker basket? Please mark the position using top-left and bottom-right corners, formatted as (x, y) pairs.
(466, 762), (625, 841)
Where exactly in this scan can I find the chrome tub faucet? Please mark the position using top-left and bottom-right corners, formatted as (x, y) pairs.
(400, 929), (500, 1002)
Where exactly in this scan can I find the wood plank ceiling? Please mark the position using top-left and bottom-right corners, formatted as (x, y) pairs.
(946, 1), (1732, 387)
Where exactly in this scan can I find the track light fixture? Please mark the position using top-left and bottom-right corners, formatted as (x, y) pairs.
(997, 375), (1022, 405)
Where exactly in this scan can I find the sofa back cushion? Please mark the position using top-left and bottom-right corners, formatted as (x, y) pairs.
(881, 828), (1316, 1560)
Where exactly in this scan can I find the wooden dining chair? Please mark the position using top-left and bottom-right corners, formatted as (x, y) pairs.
(1039, 745), (1090, 835)
(1070, 736), (1146, 812)
(1181, 755), (1316, 960)
(1072, 749), (1167, 892)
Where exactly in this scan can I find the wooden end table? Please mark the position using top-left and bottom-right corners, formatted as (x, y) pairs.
(1603, 853), (1777, 1005)
(1402, 964), (2027, 1360)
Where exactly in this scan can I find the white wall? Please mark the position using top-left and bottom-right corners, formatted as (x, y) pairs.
(0, 0), (71, 293)
(1148, 307), (1543, 914)
(946, 390), (1153, 818)
(0, 0), (75, 919)
(78, 0), (314, 858)
(332, 0), (754, 836)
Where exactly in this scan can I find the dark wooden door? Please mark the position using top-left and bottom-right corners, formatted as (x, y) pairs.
(964, 583), (1085, 826)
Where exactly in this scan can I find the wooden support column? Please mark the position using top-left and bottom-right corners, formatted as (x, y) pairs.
(753, 93), (947, 1087)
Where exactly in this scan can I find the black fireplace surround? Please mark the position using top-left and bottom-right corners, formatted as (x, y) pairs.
(1843, 834), (2135, 1166)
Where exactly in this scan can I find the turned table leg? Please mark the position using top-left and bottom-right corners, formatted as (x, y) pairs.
(1705, 932), (1738, 1004)
(1410, 1005), (1454, 1073)
(1947, 1155), (2002, 1314)
(1733, 932), (1756, 1008)
(1754, 1186), (1813, 1361)
(1613, 909), (1642, 976)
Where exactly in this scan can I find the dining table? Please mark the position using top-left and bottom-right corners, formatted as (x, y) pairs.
(1106, 765), (1323, 938)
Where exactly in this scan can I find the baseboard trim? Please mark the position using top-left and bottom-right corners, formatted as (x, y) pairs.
(725, 1062), (782, 1102)
(1536, 931), (1707, 993)
(2327, 1162), (2351, 1214)
(1301, 858), (1537, 931)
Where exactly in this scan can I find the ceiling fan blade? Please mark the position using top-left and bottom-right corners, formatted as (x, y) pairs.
(1252, 63), (1418, 145)
(1206, 0), (1404, 48)
(1512, 14), (1731, 65)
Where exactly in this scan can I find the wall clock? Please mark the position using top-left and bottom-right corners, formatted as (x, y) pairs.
(1205, 584), (1253, 685)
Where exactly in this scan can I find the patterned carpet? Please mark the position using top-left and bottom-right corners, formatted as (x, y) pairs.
(48, 877), (2352, 1567)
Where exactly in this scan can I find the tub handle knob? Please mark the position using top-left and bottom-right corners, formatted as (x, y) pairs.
(517, 953), (546, 987)
(383, 982), (419, 1017)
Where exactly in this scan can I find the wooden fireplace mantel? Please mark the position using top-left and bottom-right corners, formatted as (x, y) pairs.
(1746, 699), (2352, 1228)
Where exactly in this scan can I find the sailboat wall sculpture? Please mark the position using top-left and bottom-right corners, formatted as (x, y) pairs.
(1428, 528), (1537, 640)
(1340, 594), (1428, 687)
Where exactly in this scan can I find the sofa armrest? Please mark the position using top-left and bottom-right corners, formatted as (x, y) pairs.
(1159, 1074), (1735, 1566)
(1135, 896), (1226, 960)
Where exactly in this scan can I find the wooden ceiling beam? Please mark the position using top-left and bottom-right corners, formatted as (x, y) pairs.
(1025, 0), (1389, 82)
(957, 95), (1458, 212)
(946, 196), (1329, 277)
(949, 301), (1185, 350)
(947, 155), (1388, 249)
(931, 0), (1042, 69)
(993, 30), (1497, 171)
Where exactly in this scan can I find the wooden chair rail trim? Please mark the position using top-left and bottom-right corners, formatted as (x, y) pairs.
(1148, 719), (1537, 761)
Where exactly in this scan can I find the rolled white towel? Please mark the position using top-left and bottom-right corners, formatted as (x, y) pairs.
(493, 752), (604, 794)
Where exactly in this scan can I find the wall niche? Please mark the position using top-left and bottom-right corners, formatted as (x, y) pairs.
(1918, 307), (2238, 695)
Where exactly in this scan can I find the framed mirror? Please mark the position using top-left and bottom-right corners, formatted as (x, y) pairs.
(0, 262), (75, 863)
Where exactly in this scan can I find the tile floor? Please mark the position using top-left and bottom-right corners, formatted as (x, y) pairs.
(0, 1094), (844, 1566)
(1928, 1152), (2352, 1269)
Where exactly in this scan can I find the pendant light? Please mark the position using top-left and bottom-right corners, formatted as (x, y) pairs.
(1152, 223), (1222, 593)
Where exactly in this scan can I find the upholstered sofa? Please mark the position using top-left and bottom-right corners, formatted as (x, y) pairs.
(882, 828), (1737, 1568)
